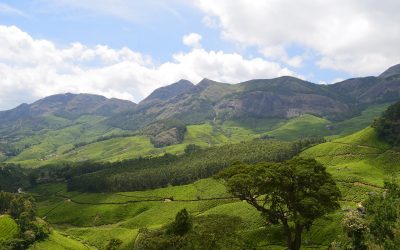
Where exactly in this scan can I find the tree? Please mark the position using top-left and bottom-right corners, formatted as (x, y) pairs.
(373, 101), (400, 146)
(342, 209), (368, 250)
(364, 181), (400, 249)
(216, 157), (341, 250)
(167, 208), (193, 236)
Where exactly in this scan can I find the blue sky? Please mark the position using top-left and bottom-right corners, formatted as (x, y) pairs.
(0, 0), (399, 110)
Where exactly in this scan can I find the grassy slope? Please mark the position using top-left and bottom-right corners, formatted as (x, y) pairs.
(29, 230), (95, 250)
(7, 115), (128, 166)
(7, 103), (389, 168)
(301, 126), (400, 200)
(267, 114), (330, 140)
(30, 178), (342, 249)
(0, 215), (19, 242)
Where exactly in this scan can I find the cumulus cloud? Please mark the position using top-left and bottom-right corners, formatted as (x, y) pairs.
(193, 0), (400, 75)
(182, 33), (202, 48)
(0, 25), (293, 110)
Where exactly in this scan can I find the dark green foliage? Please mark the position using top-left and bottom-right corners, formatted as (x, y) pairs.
(0, 143), (20, 157)
(373, 101), (400, 146)
(184, 144), (201, 154)
(66, 138), (315, 192)
(135, 214), (250, 250)
(167, 209), (192, 236)
(0, 192), (49, 249)
(106, 238), (123, 250)
(216, 157), (341, 250)
(0, 164), (30, 192)
(364, 181), (400, 248)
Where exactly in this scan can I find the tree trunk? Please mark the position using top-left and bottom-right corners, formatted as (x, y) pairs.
(282, 221), (293, 250)
(292, 224), (303, 250)
(284, 223), (303, 250)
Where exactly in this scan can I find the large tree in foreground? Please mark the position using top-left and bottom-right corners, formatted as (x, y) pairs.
(216, 157), (341, 250)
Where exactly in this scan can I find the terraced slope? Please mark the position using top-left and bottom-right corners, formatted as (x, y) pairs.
(29, 178), (341, 249)
(0, 215), (19, 242)
(301, 126), (400, 200)
(29, 230), (95, 250)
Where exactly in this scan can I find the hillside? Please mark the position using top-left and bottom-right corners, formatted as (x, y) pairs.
(301, 126), (400, 192)
(3, 103), (392, 167)
(25, 125), (399, 249)
(0, 64), (399, 167)
(9, 104), (399, 249)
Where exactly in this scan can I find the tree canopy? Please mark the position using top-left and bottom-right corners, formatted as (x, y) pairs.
(216, 157), (341, 250)
(373, 101), (400, 146)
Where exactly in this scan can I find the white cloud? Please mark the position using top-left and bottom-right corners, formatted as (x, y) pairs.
(192, 0), (400, 75)
(0, 25), (293, 110)
(182, 33), (202, 48)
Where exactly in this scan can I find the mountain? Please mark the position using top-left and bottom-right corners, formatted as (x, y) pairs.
(140, 79), (194, 106)
(379, 64), (400, 78)
(0, 64), (400, 166)
(0, 93), (136, 137)
(108, 65), (400, 132)
(0, 93), (135, 122)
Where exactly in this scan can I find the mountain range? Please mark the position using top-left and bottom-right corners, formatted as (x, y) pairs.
(0, 64), (399, 165)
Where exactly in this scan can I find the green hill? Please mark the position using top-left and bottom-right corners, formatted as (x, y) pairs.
(301, 126), (400, 200)
(29, 230), (95, 250)
(6, 101), (390, 168)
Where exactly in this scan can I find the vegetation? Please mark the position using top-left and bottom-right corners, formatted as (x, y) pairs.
(0, 192), (49, 249)
(0, 164), (30, 192)
(135, 210), (249, 250)
(373, 101), (400, 146)
(65, 138), (324, 192)
(364, 181), (400, 248)
(337, 181), (400, 249)
(216, 158), (341, 250)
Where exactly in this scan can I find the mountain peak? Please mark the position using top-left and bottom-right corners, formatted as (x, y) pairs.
(140, 80), (194, 105)
(0, 93), (136, 124)
(379, 64), (400, 78)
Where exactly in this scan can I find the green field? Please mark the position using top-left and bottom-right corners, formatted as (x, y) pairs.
(0, 215), (19, 242)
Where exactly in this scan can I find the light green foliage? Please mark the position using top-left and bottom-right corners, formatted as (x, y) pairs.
(267, 114), (331, 140)
(66, 227), (137, 249)
(301, 127), (400, 190)
(0, 215), (19, 242)
(29, 230), (94, 250)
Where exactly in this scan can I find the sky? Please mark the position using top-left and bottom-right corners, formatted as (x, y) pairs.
(0, 0), (399, 110)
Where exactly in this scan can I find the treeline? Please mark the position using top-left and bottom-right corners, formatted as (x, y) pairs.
(0, 192), (49, 249)
(65, 137), (323, 192)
